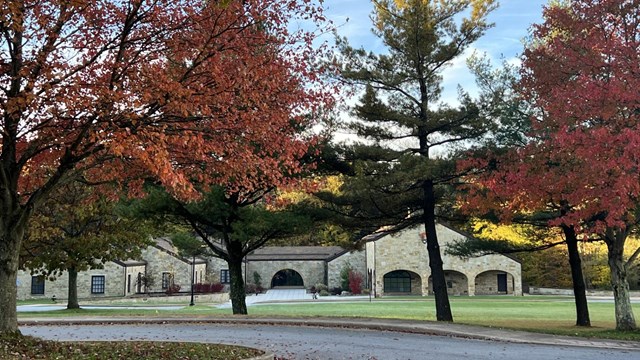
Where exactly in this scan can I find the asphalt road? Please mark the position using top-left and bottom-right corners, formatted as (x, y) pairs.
(21, 323), (637, 360)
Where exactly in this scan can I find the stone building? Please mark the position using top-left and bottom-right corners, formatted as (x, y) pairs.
(16, 238), (207, 301)
(211, 222), (520, 296)
(365, 223), (522, 296)
(240, 246), (365, 290)
(17, 223), (522, 300)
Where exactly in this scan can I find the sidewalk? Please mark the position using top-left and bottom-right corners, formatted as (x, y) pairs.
(18, 315), (640, 351)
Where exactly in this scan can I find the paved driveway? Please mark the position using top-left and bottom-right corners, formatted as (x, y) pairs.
(21, 323), (638, 360)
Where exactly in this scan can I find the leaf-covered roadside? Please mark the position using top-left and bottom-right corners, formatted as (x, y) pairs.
(0, 333), (262, 360)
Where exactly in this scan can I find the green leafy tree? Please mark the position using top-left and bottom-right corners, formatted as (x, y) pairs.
(327, 0), (497, 322)
(132, 186), (314, 314)
(21, 182), (153, 309)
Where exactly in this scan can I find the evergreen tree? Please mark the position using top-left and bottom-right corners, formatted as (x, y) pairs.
(131, 186), (313, 314)
(330, 0), (497, 322)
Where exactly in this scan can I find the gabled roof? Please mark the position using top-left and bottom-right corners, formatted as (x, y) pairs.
(247, 246), (346, 261)
(361, 221), (522, 264)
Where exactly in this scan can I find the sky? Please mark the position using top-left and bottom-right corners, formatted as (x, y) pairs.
(318, 0), (551, 106)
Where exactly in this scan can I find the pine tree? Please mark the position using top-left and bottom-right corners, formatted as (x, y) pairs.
(332, 0), (497, 322)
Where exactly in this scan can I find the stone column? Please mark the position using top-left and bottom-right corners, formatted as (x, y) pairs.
(467, 273), (476, 296)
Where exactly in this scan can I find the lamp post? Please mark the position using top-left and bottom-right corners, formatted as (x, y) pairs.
(190, 254), (196, 306)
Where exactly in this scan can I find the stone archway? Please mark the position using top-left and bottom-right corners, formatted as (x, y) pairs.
(271, 269), (304, 288)
(382, 270), (422, 295)
(474, 270), (515, 295)
(428, 270), (469, 296)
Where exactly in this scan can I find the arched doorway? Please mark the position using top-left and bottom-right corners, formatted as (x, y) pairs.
(428, 270), (469, 296)
(271, 269), (304, 288)
(383, 270), (422, 295)
(474, 270), (514, 295)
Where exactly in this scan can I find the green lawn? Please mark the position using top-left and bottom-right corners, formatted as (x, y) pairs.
(18, 295), (640, 341)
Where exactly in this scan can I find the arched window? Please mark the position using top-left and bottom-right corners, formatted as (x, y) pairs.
(384, 270), (411, 293)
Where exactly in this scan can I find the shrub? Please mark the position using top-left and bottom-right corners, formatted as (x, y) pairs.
(165, 283), (181, 295)
(253, 271), (262, 288)
(340, 264), (352, 290)
(362, 288), (370, 295)
(193, 282), (224, 293)
(314, 283), (328, 292)
(245, 283), (257, 294)
(319, 290), (330, 296)
(330, 287), (342, 295)
(348, 270), (364, 295)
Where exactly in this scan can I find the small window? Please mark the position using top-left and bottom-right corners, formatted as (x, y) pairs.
(31, 276), (45, 295)
(220, 269), (230, 284)
(162, 272), (173, 289)
(91, 275), (105, 294)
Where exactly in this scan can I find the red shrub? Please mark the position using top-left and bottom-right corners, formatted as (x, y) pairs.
(193, 282), (225, 293)
(348, 270), (364, 295)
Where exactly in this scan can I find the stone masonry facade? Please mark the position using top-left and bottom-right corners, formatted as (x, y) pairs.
(17, 240), (207, 301)
(366, 223), (522, 296)
(327, 250), (366, 289)
(17, 261), (126, 300)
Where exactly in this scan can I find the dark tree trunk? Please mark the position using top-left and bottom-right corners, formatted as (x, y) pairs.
(67, 267), (80, 310)
(423, 179), (453, 322)
(228, 257), (247, 315)
(0, 222), (26, 334)
(562, 225), (590, 327)
(605, 229), (636, 331)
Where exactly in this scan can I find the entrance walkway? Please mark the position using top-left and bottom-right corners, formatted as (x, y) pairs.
(217, 289), (312, 309)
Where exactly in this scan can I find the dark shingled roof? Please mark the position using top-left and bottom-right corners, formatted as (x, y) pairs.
(113, 259), (147, 267)
(247, 246), (346, 261)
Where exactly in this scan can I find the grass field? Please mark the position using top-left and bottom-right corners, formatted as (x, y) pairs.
(18, 295), (640, 341)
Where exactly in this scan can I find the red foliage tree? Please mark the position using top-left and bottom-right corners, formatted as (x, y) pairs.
(463, 0), (640, 331)
(0, 0), (334, 333)
(348, 270), (363, 295)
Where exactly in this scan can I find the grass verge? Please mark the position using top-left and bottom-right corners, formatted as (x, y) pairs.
(1, 332), (262, 360)
(17, 295), (640, 341)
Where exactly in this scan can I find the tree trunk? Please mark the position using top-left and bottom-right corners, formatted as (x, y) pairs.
(67, 267), (80, 310)
(423, 179), (453, 322)
(606, 231), (636, 331)
(562, 226), (590, 327)
(0, 227), (24, 334)
(228, 257), (247, 315)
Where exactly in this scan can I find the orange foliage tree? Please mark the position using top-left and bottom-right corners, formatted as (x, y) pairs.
(0, 0), (334, 333)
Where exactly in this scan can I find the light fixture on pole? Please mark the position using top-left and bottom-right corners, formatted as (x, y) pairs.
(190, 254), (196, 306)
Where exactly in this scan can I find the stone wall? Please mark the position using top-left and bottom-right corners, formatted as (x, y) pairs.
(327, 250), (366, 289)
(528, 287), (640, 297)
